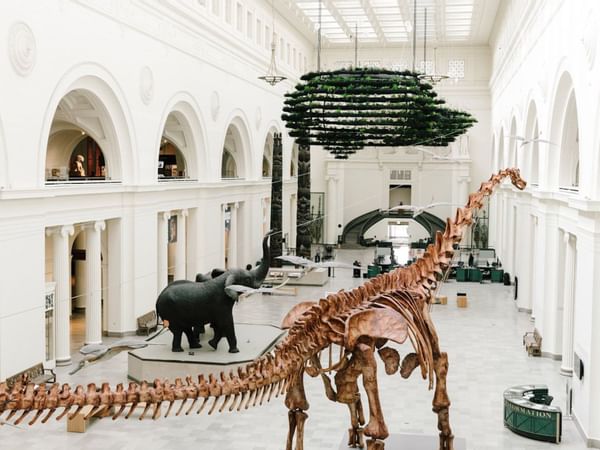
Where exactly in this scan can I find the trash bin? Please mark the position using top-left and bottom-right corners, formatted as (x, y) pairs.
(353, 261), (361, 278)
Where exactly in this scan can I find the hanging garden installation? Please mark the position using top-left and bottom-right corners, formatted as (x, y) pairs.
(282, 67), (476, 159)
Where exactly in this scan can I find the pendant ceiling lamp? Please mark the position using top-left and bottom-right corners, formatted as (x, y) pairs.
(418, 7), (449, 85)
(259, 0), (286, 86)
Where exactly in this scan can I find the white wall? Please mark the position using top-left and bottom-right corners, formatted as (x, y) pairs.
(0, 0), (309, 378)
(489, 1), (600, 445)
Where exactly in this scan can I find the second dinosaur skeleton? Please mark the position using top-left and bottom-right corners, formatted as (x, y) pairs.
(0, 169), (526, 450)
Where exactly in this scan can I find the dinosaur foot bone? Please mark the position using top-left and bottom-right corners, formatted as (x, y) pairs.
(439, 433), (454, 450)
(347, 427), (365, 448)
(366, 439), (385, 450)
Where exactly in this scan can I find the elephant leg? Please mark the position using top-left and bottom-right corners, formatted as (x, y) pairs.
(432, 352), (454, 450)
(223, 317), (239, 354)
(354, 342), (388, 442)
(184, 328), (201, 349)
(208, 326), (223, 350)
(170, 328), (184, 352)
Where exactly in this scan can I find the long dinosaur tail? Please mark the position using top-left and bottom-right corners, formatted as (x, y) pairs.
(0, 169), (526, 427)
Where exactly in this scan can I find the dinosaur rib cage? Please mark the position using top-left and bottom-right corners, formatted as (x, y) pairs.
(0, 168), (526, 427)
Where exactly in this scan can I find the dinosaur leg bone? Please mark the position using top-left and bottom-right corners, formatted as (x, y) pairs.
(355, 342), (389, 442)
(284, 369), (310, 450)
(334, 354), (364, 448)
(432, 352), (454, 450)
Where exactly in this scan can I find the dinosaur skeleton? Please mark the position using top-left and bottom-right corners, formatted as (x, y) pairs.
(0, 169), (526, 450)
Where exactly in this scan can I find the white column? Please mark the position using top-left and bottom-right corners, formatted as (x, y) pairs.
(85, 220), (105, 345)
(561, 232), (576, 376)
(229, 203), (239, 268)
(157, 212), (171, 292)
(175, 209), (188, 280)
(47, 225), (74, 365)
(326, 176), (337, 244)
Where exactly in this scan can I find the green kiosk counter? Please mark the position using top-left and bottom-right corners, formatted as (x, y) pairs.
(503, 385), (561, 443)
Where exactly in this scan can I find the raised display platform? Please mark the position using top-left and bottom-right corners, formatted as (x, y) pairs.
(266, 267), (328, 286)
(128, 323), (285, 382)
(339, 433), (465, 449)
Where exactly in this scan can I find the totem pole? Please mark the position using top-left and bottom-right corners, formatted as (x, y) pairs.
(269, 132), (283, 267)
(295, 142), (311, 258)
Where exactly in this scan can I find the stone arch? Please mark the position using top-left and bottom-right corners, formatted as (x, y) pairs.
(155, 94), (208, 181)
(262, 124), (280, 178)
(524, 100), (540, 184)
(39, 64), (136, 186)
(548, 71), (580, 190)
(221, 113), (252, 180)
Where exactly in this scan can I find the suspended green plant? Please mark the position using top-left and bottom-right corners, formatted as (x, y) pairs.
(282, 67), (477, 159)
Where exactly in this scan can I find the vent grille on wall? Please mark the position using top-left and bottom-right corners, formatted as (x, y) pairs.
(390, 169), (412, 181)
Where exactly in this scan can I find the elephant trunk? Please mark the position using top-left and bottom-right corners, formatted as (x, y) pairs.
(250, 233), (271, 288)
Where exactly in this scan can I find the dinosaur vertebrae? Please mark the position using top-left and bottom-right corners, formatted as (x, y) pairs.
(0, 168), (525, 426)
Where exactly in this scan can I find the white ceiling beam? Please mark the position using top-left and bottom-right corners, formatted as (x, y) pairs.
(322, 0), (354, 43)
(359, 0), (387, 45)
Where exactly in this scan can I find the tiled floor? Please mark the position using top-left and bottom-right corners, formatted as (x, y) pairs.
(1, 249), (587, 449)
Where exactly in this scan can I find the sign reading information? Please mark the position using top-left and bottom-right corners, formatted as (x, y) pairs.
(503, 385), (561, 443)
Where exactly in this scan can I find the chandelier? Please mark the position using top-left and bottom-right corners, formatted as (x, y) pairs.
(417, 7), (449, 85)
(258, 0), (286, 86)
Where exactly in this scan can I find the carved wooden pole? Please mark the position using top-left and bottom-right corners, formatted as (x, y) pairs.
(269, 132), (283, 267)
(296, 142), (311, 258)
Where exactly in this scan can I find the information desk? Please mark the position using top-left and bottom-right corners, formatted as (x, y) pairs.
(503, 385), (561, 443)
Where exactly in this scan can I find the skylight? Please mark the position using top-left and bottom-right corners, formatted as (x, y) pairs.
(292, 0), (477, 45)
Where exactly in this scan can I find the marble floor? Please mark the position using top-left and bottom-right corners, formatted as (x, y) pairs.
(0, 249), (587, 450)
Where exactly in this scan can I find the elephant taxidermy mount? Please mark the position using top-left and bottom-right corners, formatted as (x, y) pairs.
(156, 232), (272, 353)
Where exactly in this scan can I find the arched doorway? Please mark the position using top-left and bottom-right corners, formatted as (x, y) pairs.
(221, 149), (238, 179)
(158, 110), (198, 180)
(158, 138), (188, 179)
(221, 120), (249, 180)
(524, 101), (540, 185)
(45, 89), (120, 183)
(558, 93), (579, 190)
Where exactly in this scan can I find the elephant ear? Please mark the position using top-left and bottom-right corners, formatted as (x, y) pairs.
(224, 274), (239, 301)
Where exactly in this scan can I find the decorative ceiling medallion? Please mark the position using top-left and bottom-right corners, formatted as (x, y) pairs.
(139, 66), (154, 105)
(210, 91), (220, 121)
(255, 107), (262, 130)
(8, 22), (36, 77)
